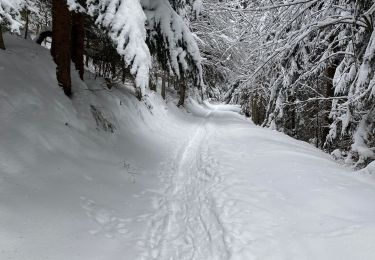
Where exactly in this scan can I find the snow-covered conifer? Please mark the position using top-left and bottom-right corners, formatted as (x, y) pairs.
(0, 0), (23, 32)
(87, 0), (203, 96)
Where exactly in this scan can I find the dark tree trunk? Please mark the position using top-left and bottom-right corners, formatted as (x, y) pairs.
(85, 37), (90, 67)
(315, 99), (320, 148)
(177, 75), (186, 107)
(52, 0), (72, 97)
(0, 25), (5, 50)
(161, 70), (166, 99)
(251, 94), (260, 124)
(149, 74), (156, 91)
(24, 10), (29, 40)
(71, 11), (84, 80)
(111, 61), (116, 78)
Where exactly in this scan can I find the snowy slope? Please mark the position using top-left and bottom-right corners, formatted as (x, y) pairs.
(0, 35), (195, 259)
(1, 35), (375, 260)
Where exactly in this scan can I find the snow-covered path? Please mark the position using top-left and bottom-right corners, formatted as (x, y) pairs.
(144, 109), (230, 259)
(1, 36), (375, 260)
(143, 103), (375, 260)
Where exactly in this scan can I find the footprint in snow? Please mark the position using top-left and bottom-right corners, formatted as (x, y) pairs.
(122, 160), (143, 183)
(80, 197), (131, 239)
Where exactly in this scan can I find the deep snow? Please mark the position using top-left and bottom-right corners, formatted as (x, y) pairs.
(1, 35), (375, 260)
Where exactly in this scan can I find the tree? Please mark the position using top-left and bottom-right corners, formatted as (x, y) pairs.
(1, 0), (203, 104)
(220, 0), (375, 167)
(22, 0), (39, 39)
(0, 23), (4, 50)
(51, 0), (72, 96)
(190, 0), (250, 100)
(0, 0), (24, 49)
(88, 0), (203, 102)
(191, 0), (374, 167)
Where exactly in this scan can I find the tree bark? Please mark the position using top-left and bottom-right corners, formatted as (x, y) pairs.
(177, 75), (186, 107)
(161, 70), (166, 99)
(85, 37), (90, 67)
(251, 94), (260, 124)
(71, 11), (85, 80)
(24, 10), (29, 40)
(52, 0), (72, 97)
(0, 24), (5, 50)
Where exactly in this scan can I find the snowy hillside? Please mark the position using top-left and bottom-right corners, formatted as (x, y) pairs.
(1, 36), (375, 260)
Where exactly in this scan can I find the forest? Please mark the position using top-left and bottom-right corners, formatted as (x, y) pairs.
(1, 0), (374, 167)
(1, 0), (375, 259)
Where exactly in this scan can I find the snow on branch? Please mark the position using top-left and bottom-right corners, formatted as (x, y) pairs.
(88, 0), (151, 94)
(142, 0), (203, 85)
(0, 0), (23, 32)
(87, 0), (203, 95)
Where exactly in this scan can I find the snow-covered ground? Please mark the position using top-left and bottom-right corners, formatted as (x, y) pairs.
(1, 35), (375, 260)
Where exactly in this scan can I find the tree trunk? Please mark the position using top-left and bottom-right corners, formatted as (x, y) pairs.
(154, 71), (158, 91)
(161, 70), (166, 99)
(0, 24), (5, 50)
(52, 0), (72, 97)
(24, 10), (29, 40)
(177, 75), (186, 107)
(321, 65), (337, 147)
(85, 37), (90, 67)
(251, 94), (260, 124)
(71, 11), (84, 80)
(149, 73), (156, 91)
(315, 99), (320, 148)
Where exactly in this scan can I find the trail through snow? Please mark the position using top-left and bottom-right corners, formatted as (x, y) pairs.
(144, 108), (230, 260)
(1, 36), (375, 260)
(142, 103), (375, 260)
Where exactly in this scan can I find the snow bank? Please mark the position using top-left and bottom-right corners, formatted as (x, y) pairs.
(0, 35), (196, 260)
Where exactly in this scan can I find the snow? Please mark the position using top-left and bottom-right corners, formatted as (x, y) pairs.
(192, 0), (203, 17)
(67, 0), (85, 12)
(0, 0), (23, 32)
(87, 0), (203, 95)
(142, 0), (203, 81)
(351, 113), (375, 163)
(88, 0), (151, 94)
(1, 35), (375, 260)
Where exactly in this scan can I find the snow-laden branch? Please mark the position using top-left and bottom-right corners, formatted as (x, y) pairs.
(0, 0), (23, 32)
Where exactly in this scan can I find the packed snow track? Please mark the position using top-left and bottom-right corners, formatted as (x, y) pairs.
(140, 102), (375, 260)
(143, 109), (230, 260)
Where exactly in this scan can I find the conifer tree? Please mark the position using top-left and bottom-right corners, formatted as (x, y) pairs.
(87, 0), (203, 101)
(0, 0), (24, 49)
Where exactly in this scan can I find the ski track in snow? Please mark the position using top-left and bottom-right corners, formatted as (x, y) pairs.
(141, 106), (375, 260)
(144, 110), (230, 260)
(3, 35), (375, 260)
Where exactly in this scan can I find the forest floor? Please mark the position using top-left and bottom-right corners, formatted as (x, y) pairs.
(1, 35), (375, 260)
